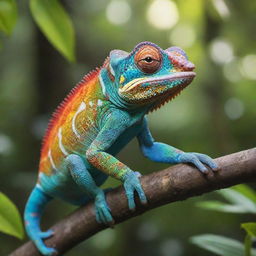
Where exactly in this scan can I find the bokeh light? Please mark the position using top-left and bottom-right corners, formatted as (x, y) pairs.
(212, 0), (230, 18)
(106, 0), (131, 25)
(91, 229), (116, 250)
(210, 39), (234, 64)
(137, 222), (159, 241)
(223, 59), (242, 83)
(160, 239), (183, 256)
(224, 98), (244, 120)
(0, 134), (13, 156)
(147, 0), (179, 30)
(239, 54), (256, 80)
(169, 24), (196, 48)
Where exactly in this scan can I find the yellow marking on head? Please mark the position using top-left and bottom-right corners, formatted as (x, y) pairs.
(119, 77), (148, 93)
(170, 68), (181, 73)
(119, 75), (126, 84)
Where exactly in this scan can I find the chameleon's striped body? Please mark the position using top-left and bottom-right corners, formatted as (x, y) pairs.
(39, 69), (103, 176)
(38, 69), (112, 204)
(38, 63), (145, 204)
(24, 42), (218, 256)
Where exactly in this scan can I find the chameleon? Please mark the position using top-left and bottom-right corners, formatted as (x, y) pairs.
(24, 41), (218, 256)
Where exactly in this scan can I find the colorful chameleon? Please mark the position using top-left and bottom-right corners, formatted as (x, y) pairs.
(24, 42), (218, 255)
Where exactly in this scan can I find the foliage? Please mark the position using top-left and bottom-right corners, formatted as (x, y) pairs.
(197, 185), (256, 214)
(192, 185), (256, 255)
(241, 223), (256, 256)
(190, 234), (256, 256)
(0, 192), (24, 239)
(30, 0), (75, 62)
(0, 0), (17, 35)
(0, 0), (75, 61)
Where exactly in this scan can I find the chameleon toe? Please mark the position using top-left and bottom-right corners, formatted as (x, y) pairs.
(39, 229), (54, 239)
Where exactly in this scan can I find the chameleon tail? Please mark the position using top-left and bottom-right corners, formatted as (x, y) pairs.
(24, 185), (56, 256)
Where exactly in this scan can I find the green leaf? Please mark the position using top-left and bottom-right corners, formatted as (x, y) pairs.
(0, 0), (17, 35)
(197, 201), (250, 213)
(233, 185), (256, 203)
(244, 234), (252, 256)
(30, 0), (75, 62)
(0, 192), (24, 239)
(217, 189), (256, 213)
(197, 187), (256, 214)
(242, 223), (256, 237)
(190, 234), (256, 256)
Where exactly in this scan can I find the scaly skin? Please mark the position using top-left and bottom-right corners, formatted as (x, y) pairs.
(24, 42), (218, 256)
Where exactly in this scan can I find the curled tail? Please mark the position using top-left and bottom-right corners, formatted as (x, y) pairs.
(24, 185), (56, 256)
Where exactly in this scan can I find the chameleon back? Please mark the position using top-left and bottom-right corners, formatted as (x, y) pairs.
(39, 68), (107, 177)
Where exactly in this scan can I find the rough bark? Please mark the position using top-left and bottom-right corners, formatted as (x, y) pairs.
(9, 148), (256, 256)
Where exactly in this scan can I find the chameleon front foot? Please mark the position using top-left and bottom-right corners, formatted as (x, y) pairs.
(95, 190), (114, 226)
(177, 152), (219, 173)
(123, 172), (147, 211)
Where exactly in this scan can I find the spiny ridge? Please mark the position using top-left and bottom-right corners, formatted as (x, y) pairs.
(149, 83), (187, 113)
(41, 68), (101, 151)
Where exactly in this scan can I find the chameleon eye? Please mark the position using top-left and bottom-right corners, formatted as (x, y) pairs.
(135, 45), (162, 74)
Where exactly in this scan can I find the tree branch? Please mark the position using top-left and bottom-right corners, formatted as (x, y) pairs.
(10, 148), (256, 256)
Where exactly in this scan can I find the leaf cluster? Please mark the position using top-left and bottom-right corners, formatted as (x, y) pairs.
(191, 185), (256, 256)
(0, 0), (75, 61)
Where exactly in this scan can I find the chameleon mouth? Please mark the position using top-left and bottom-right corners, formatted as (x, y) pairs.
(148, 72), (196, 112)
(119, 71), (196, 93)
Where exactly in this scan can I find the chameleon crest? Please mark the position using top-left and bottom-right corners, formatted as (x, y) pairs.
(24, 42), (217, 256)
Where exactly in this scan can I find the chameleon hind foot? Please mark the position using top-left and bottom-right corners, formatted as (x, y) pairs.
(39, 229), (54, 239)
(32, 230), (57, 256)
(66, 154), (114, 226)
(95, 190), (114, 226)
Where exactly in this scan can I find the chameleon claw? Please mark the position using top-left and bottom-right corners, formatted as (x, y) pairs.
(95, 190), (114, 225)
(34, 232), (57, 256)
(202, 168), (210, 174)
(39, 229), (54, 239)
(141, 199), (148, 205)
(134, 171), (142, 178)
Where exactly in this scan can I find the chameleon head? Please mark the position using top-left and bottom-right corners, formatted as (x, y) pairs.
(108, 41), (196, 110)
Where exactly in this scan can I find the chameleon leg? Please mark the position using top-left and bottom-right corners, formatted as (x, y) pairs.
(66, 154), (114, 225)
(137, 119), (218, 173)
(24, 186), (56, 256)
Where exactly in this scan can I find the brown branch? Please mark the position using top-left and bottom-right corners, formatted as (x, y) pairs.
(10, 148), (256, 256)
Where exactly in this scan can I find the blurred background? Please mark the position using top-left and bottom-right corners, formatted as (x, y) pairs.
(0, 0), (255, 255)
